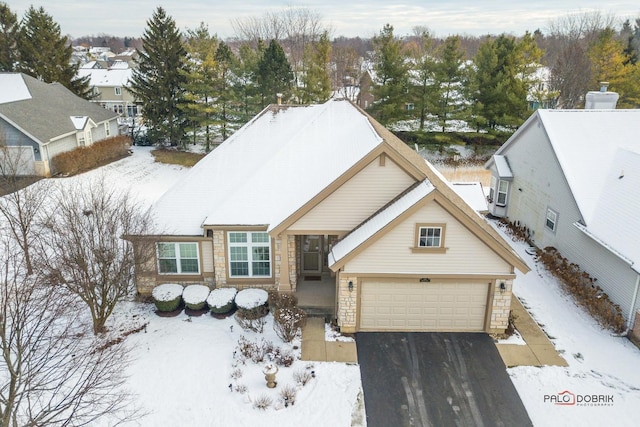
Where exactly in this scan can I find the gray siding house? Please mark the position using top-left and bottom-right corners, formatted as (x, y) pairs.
(0, 73), (119, 176)
(485, 97), (640, 335)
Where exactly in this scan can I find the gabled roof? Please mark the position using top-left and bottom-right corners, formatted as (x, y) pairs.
(77, 66), (132, 88)
(0, 73), (118, 145)
(153, 99), (384, 235)
(151, 99), (528, 273)
(487, 154), (513, 179)
(329, 180), (435, 266)
(495, 109), (640, 224)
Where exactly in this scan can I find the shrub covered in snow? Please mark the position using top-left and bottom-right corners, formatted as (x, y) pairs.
(273, 307), (307, 342)
(235, 289), (269, 320)
(152, 283), (184, 312)
(207, 287), (238, 314)
(182, 285), (211, 310)
(268, 291), (298, 310)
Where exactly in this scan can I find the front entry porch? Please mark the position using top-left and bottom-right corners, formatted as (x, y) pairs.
(296, 273), (336, 319)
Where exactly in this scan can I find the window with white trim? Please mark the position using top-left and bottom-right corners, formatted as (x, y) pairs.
(496, 179), (509, 206)
(115, 86), (122, 96)
(545, 208), (558, 232)
(418, 226), (442, 247)
(228, 232), (271, 277)
(78, 133), (85, 146)
(86, 130), (92, 145)
(157, 242), (200, 274)
(104, 122), (110, 137)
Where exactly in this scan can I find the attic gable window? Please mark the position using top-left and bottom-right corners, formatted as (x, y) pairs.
(228, 232), (271, 278)
(545, 208), (558, 232)
(412, 224), (447, 253)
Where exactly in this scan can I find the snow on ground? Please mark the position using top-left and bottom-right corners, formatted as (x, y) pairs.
(99, 303), (363, 427)
(492, 222), (640, 427)
(23, 150), (638, 426)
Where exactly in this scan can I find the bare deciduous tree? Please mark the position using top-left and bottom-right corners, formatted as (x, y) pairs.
(43, 176), (154, 334)
(0, 240), (135, 426)
(0, 139), (49, 275)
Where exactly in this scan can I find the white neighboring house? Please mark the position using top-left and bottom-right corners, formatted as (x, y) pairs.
(485, 89), (640, 336)
(0, 73), (119, 176)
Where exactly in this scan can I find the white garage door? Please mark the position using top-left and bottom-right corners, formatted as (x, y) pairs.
(360, 279), (489, 332)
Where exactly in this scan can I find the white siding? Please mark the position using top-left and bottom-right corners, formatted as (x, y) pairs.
(0, 146), (35, 175)
(289, 157), (415, 232)
(343, 200), (512, 274)
(46, 135), (78, 160)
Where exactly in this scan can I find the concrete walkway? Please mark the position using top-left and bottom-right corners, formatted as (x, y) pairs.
(496, 296), (568, 367)
(301, 317), (358, 363)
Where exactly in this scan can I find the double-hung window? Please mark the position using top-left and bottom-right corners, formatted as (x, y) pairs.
(228, 232), (271, 278)
(418, 226), (442, 248)
(545, 208), (558, 232)
(157, 242), (200, 274)
(496, 180), (509, 206)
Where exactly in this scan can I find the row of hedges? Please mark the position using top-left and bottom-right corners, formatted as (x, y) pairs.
(51, 135), (131, 176)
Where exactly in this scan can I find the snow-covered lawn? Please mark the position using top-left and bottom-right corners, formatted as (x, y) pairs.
(493, 224), (640, 427)
(26, 148), (638, 426)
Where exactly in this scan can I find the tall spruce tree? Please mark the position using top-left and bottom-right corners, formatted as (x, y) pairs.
(17, 6), (91, 98)
(468, 34), (528, 131)
(130, 7), (188, 146)
(434, 36), (465, 132)
(370, 24), (409, 125)
(214, 41), (238, 140)
(0, 2), (18, 72)
(234, 42), (264, 121)
(181, 23), (218, 150)
(406, 28), (438, 130)
(256, 40), (293, 107)
(299, 31), (332, 104)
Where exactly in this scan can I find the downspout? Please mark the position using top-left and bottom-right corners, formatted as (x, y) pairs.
(613, 272), (640, 337)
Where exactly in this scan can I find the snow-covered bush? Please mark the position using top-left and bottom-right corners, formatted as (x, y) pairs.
(253, 394), (272, 410)
(273, 307), (307, 343)
(268, 291), (298, 310)
(182, 285), (210, 310)
(235, 289), (269, 331)
(207, 287), (237, 314)
(279, 384), (297, 407)
(152, 283), (183, 312)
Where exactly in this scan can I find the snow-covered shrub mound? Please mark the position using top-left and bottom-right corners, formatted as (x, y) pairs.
(207, 287), (238, 314)
(152, 283), (184, 312)
(235, 288), (269, 320)
(273, 307), (307, 342)
(182, 285), (211, 310)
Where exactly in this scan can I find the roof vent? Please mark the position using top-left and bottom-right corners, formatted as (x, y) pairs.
(600, 81), (609, 92)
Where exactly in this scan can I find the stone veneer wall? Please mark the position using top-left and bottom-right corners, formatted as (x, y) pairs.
(213, 230), (227, 286)
(287, 235), (297, 290)
(489, 279), (513, 332)
(337, 275), (358, 333)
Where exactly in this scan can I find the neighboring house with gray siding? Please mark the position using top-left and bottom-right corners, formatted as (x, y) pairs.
(485, 97), (640, 335)
(77, 61), (140, 119)
(0, 73), (119, 176)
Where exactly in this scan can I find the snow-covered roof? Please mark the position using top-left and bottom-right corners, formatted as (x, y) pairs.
(507, 109), (640, 224)
(329, 180), (435, 267)
(491, 154), (513, 179)
(77, 66), (132, 87)
(451, 182), (488, 212)
(578, 147), (640, 272)
(0, 73), (32, 104)
(152, 99), (383, 235)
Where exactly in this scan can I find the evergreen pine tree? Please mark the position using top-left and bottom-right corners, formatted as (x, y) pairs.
(214, 41), (238, 141)
(17, 6), (91, 98)
(181, 23), (218, 150)
(370, 24), (409, 125)
(0, 2), (18, 72)
(406, 29), (437, 130)
(234, 42), (264, 121)
(256, 40), (293, 107)
(300, 31), (332, 104)
(130, 7), (188, 146)
(434, 36), (465, 132)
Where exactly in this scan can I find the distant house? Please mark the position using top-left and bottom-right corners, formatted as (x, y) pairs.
(485, 89), (640, 334)
(0, 73), (119, 176)
(130, 99), (528, 334)
(78, 61), (140, 119)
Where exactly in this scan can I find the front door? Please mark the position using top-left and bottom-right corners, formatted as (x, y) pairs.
(302, 235), (322, 273)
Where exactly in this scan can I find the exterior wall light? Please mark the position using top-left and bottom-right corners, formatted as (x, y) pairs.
(500, 282), (506, 293)
(348, 281), (353, 292)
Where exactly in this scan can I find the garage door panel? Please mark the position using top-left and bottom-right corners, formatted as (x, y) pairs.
(360, 280), (489, 332)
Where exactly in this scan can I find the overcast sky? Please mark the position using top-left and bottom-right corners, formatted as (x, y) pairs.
(8, 1), (640, 39)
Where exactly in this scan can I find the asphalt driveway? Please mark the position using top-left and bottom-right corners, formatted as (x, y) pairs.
(356, 332), (532, 427)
